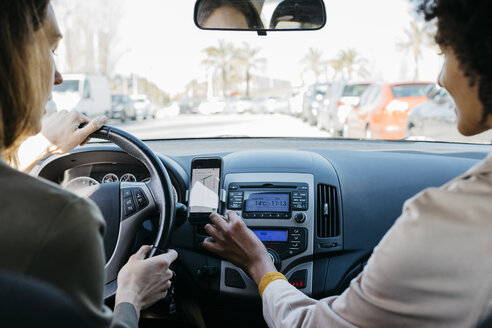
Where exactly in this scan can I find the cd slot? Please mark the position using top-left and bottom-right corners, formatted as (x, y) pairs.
(238, 184), (297, 189)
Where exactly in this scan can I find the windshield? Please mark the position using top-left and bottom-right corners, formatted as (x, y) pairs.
(391, 84), (430, 98)
(342, 84), (369, 97)
(50, 0), (492, 144)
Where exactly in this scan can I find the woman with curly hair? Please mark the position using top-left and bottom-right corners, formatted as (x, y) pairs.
(203, 0), (492, 326)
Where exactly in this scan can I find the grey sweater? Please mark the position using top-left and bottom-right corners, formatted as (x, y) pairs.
(0, 160), (137, 327)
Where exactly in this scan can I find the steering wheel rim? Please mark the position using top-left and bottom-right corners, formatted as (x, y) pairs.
(88, 125), (175, 297)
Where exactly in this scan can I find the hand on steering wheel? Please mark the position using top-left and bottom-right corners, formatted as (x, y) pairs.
(84, 125), (177, 300)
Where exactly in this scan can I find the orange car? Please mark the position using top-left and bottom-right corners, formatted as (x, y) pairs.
(345, 82), (434, 139)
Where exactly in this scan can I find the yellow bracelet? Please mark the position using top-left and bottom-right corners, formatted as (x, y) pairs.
(258, 272), (287, 298)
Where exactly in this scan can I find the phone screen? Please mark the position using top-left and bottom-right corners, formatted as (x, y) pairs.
(189, 166), (220, 214)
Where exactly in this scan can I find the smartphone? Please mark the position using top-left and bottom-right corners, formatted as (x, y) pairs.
(188, 157), (222, 224)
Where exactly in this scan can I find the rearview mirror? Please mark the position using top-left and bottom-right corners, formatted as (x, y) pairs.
(194, 0), (326, 33)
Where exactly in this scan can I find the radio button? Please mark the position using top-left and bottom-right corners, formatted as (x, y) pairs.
(283, 214), (290, 219)
(263, 213), (272, 218)
(291, 235), (301, 242)
(229, 185), (238, 190)
(290, 241), (300, 249)
(228, 203), (242, 209)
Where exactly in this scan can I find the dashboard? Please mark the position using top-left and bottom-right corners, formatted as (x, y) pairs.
(33, 137), (491, 326)
(62, 164), (148, 190)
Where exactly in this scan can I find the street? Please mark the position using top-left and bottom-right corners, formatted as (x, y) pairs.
(108, 112), (492, 144)
(112, 113), (330, 140)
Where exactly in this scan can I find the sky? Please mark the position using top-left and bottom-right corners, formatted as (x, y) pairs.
(54, 0), (443, 95)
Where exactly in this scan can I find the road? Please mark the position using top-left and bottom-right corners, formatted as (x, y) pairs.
(112, 113), (330, 140)
(109, 112), (491, 144)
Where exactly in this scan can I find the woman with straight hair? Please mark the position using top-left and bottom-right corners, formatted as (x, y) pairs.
(0, 1), (178, 327)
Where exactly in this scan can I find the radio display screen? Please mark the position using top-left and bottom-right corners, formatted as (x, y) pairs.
(244, 193), (290, 212)
(253, 230), (288, 242)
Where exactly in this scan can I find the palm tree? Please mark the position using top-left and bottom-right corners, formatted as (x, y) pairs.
(301, 47), (324, 82)
(235, 43), (265, 97)
(327, 58), (345, 80)
(329, 48), (369, 81)
(202, 40), (237, 97)
(397, 21), (435, 80)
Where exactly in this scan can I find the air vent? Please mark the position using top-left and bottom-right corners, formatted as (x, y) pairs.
(317, 184), (340, 238)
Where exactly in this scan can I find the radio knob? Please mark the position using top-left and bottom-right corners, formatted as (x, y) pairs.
(266, 248), (282, 271)
(294, 213), (306, 223)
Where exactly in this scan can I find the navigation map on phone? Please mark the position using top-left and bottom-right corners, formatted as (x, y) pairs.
(189, 167), (220, 213)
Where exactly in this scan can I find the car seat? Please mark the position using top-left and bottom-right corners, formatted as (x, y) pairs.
(0, 271), (95, 328)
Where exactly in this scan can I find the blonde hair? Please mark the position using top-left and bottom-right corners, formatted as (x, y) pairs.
(0, 0), (50, 167)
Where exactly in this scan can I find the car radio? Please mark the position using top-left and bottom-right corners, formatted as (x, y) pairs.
(227, 182), (309, 262)
(227, 182), (308, 219)
(220, 174), (315, 297)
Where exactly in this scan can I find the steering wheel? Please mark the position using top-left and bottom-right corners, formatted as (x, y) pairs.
(83, 125), (175, 298)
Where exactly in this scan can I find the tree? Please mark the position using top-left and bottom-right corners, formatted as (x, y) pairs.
(202, 40), (238, 97)
(235, 43), (265, 97)
(397, 20), (436, 80)
(329, 48), (369, 81)
(301, 47), (324, 82)
(51, 0), (126, 77)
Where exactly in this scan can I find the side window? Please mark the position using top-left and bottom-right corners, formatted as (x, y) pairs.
(83, 79), (91, 99)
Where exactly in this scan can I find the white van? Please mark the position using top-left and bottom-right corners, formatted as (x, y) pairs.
(52, 74), (111, 117)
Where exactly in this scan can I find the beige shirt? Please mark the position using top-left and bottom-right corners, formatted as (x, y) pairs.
(263, 152), (492, 328)
(0, 160), (137, 327)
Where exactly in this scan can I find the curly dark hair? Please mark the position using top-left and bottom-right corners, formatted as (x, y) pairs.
(416, 0), (492, 122)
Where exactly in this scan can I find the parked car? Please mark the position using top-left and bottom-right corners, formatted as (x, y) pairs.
(130, 94), (155, 119)
(288, 89), (305, 117)
(224, 96), (253, 114)
(345, 82), (434, 139)
(178, 97), (200, 114)
(197, 98), (226, 115)
(406, 86), (492, 143)
(253, 96), (289, 114)
(301, 82), (330, 126)
(317, 82), (370, 135)
(111, 94), (136, 122)
(52, 74), (111, 117)
(406, 86), (456, 139)
(156, 101), (180, 119)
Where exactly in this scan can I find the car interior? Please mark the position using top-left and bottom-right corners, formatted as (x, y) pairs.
(17, 0), (492, 327)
